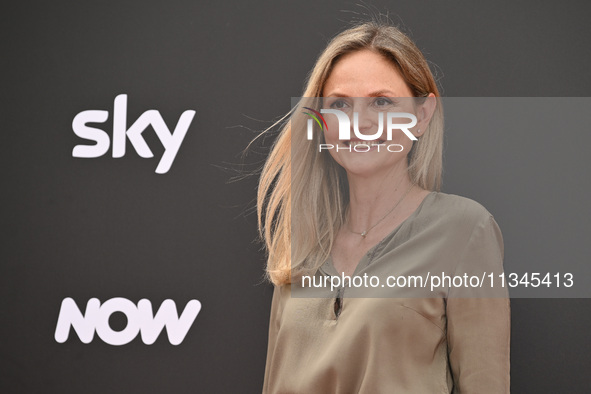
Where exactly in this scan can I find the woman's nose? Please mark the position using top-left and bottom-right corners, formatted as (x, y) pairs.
(351, 103), (374, 132)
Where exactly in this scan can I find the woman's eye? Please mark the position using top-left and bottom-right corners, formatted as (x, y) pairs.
(330, 99), (349, 109)
(374, 97), (393, 107)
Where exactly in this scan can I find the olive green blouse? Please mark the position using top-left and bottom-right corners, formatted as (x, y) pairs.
(263, 192), (510, 393)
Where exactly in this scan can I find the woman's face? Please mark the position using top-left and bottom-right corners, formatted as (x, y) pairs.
(321, 49), (428, 178)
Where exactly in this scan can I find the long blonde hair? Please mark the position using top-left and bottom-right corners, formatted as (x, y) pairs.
(257, 21), (444, 286)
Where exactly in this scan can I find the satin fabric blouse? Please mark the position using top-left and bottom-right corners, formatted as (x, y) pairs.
(263, 192), (511, 393)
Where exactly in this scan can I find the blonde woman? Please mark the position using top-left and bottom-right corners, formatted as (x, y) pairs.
(259, 21), (510, 393)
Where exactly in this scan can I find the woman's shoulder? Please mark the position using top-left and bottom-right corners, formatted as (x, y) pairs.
(423, 191), (495, 228)
(409, 192), (503, 256)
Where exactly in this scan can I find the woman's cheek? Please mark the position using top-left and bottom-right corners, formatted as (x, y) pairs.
(323, 121), (341, 145)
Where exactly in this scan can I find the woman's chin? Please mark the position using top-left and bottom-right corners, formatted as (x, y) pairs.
(338, 160), (396, 178)
(330, 151), (404, 177)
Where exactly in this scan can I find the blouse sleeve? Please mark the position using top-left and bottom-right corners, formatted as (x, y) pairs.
(262, 285), (283, 393)
(446, 214), (511, 393)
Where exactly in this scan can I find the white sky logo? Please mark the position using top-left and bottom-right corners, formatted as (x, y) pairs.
(72, 94), (196, 174)
(54, 297), (201, 346)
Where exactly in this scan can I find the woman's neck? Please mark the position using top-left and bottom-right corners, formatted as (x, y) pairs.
(345, 164), (415, 233)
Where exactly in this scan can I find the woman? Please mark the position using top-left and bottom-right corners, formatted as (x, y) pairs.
(258, 21), (510, 393)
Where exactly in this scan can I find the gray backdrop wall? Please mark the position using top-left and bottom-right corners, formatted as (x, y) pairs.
(2, 1), (590, 393)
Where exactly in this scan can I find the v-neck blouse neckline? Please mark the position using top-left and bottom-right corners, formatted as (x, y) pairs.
(321, 190), (437, 277)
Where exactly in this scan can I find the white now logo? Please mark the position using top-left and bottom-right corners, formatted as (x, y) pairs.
(54, 297), (201, 346)
(72, 94), (196, 174)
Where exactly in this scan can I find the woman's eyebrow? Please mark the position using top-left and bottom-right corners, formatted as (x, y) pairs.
(322, 90), (397, 97)
(322, 91), (348, 97)
(367, 90), (396, 97)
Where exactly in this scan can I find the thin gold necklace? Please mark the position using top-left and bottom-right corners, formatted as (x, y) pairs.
(347, 182), (415, 238)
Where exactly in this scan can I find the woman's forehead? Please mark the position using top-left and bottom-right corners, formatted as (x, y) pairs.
(323, 50), (412, 97)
